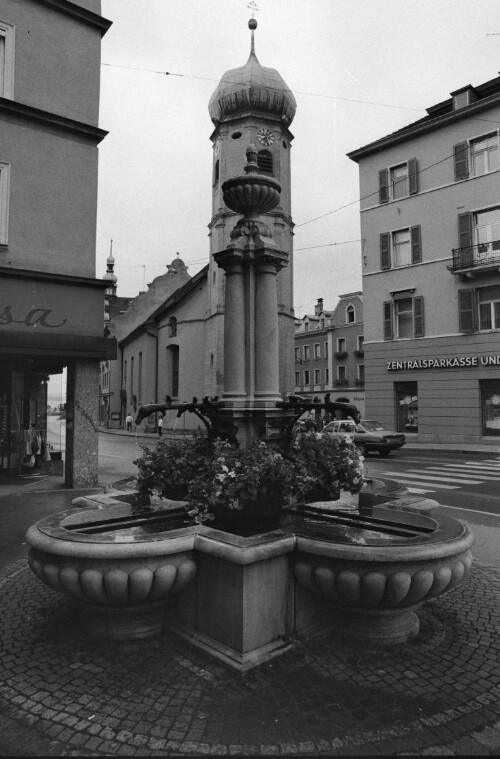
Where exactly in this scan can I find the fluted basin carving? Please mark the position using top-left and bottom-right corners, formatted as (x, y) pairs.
(293, 509), (474, 644)
(26, 502), (197, 640)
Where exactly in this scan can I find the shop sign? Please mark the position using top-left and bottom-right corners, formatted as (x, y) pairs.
(0, 279), (103, 335)
(387, 355), (500, 371)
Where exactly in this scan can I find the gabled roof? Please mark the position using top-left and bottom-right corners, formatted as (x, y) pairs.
(348, 73), (500, 162)
(118, 265), (208, 347)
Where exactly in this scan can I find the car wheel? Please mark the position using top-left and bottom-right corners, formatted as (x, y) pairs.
(378, 450), (391, 457)
(356, 442), (368, 457)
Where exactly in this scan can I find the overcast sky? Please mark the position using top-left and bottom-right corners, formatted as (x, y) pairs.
(97, 0), (500, 317)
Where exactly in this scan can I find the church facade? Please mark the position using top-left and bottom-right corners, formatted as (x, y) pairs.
(103, 20), (297, 431)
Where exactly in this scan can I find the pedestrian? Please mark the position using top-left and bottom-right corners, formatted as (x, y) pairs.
(126, 413), (133, 432)
(157, 412), (164, 437)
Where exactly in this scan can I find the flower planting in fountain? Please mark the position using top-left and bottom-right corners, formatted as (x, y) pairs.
(133, 428), (365, 532)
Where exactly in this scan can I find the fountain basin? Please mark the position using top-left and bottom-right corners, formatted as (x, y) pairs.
(25, 485), (473, 667)
(26, 503), (197, 640)
(291, 508), (473, 644)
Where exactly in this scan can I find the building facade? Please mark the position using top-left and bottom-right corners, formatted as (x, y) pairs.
(294, 294), (365, 418)
(0, 0), (115, 484)
(348, 74), (500, 444)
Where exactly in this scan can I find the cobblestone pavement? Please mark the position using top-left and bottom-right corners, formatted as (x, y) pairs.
(0, 559), (499, 757)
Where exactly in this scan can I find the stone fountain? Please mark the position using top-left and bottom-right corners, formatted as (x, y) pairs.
(25, 145), (473, 670)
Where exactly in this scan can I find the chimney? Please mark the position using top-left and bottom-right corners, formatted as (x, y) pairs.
(315, 298), (323, 316)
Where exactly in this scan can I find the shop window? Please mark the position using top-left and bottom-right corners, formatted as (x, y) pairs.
(481, 380), (500, 436)
(0, 161), (10, 245)
(0, 21), (14, 99)
(380, 226), (422, 269)
(383, 295), (424, 340)
(379, 158), (418, 203)
(396, 382), (418, 433)
(454, 133), (499, 181)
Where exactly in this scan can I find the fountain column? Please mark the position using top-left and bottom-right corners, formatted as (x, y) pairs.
(212, 144), (292, 447)
(255, 255), (284, 403)
(217, 254), (246, 401)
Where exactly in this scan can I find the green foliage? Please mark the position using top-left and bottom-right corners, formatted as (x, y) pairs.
(133, 427), (365, 525)
(187, 439), (294, 524)
(133, 430), (213, 500)
(288, 428), (365, 500)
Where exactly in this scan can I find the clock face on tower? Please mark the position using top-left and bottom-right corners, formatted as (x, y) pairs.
(257, 128), (275, 146)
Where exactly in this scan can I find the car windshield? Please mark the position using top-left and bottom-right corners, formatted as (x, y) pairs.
(361, 421), (386, 431)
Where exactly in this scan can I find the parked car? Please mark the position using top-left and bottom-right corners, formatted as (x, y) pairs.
(323, 419), (406, 457)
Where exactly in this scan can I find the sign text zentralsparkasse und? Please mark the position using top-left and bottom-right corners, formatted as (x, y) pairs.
(386, 355), (500, 371)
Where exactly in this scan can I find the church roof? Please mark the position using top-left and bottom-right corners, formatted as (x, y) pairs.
(208, 20), (296, 127)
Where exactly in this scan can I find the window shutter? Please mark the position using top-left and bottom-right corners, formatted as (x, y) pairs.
(380, 232), (391, 269)
(413, 296), (425, 337)
(458, 289), (477, 332)
(383, 301), (394, 340)
(408, 158), (419, 195)
(458, 212), (472, 249)
(453, 142), (469, 181)
(411, 225), (422, 263)
(379, 169), (389, 203)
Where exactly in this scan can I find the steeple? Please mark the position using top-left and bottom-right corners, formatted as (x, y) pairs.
(208, 18), (296, 127)
(103, 239), (117, 295)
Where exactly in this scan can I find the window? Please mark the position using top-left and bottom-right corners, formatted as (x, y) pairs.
(304, 370), (310, 385)
(379, 158), (418, 203)
(295, 371), (300, 386)
(358, 364), (365, 383)
(357, 335), (364, 351)
(383, 296), (424, 340)
(0, 161), (10, 245)
(460, 286), (500, 333)
(391, 164), (408, 200)
(168, 316), (177, 337)
(167, 345), (179, 398)
(471, 134), (499, 176)
(294, 347), (300, 363)
(337, 338), (346, 353)
(346, 305), (355, 323)
(324, 341), (328, 358)
(481, 380), (500, 436)
(314, 343), (321, 359)
(257, 150), (273, 173)
(396, 382), (418, 433)
(214, 160), (219, 183)
(0, 21), (15, 99)
(303, 345), (310, 361)
(314, 368), (321, 385)
(325, 368), (329, 385)
(454, 133), (499, 181)
(457, 207), (500, 263)
(138, 352), (142, 403)
(380, 226), (422, 269)
(337, 366), (346, 382)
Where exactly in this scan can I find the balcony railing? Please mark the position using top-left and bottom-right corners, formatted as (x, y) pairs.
(334, 379), (349, 387)
(333, 351), (348, 360)
(450, 241), (500, 273)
